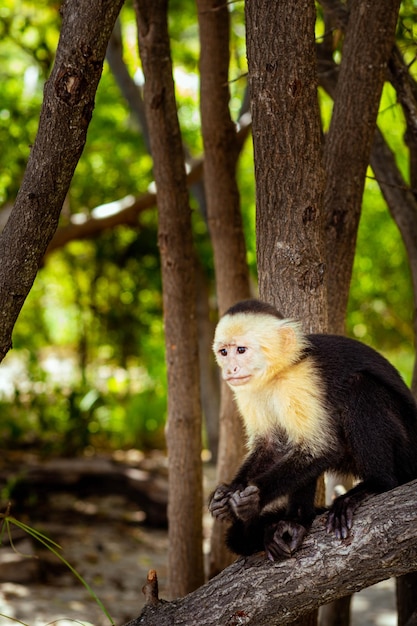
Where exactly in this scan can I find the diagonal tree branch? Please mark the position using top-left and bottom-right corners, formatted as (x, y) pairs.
(124, 480), (417, 626)
(322, 0), (401, 333)
(0, 0), (125, 362)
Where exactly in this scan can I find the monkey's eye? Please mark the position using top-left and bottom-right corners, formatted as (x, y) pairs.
(219, 348), (228, 357)
(237, 346), (247, 354)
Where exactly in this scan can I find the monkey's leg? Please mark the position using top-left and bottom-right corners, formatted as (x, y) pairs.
(264, 520), (308, 560)
(226, 509), (286, 557)
(264, 481), (317, 560)
(326, 489), (365, 539)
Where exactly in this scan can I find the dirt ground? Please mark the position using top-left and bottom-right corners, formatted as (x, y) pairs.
(0, 457), (398, 626)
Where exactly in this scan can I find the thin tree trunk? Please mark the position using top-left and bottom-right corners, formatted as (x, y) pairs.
(369, 129), (417, 626)
(0, 0), (124, 363)
(134, 0), (204, 598)
(106, 18), (150, 151)
(323, 0), (401, 334)
(196, 0), (251, 577)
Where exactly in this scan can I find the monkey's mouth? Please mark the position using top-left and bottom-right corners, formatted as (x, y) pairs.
(226, 376), (251, 386)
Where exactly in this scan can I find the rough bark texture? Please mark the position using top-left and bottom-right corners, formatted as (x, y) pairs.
(323, 0), (401, 334)
(124, 480), (417, 626)
(0, 0), (124, 363)
(246, 0), (327, 333)
(245, 3), (326, 623)
(196, 0), (251, 576)
(134, 0), (204, 597)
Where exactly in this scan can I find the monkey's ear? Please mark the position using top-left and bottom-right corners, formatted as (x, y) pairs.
(279, 326), (297, 352)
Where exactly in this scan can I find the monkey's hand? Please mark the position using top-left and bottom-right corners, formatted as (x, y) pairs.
(229, 485), (261, 522)
(209, 484), (236, 522)
(326, 494), (355, 539)
(264, 520), (307, 561)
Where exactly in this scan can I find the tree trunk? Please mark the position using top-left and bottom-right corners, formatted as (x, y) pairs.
(196, 0), (251, 577)
(134, 0), (204, 598)
(195, 262), (220, 462)
(0, 0), (124, 363)
(246, 0), (327, 332)
(246, 2), (326, 624)
(323, 0), (401, 334)
(386, 45), (417, 394)
(124, 480), (417, 626)
(319, 6), (409, 621)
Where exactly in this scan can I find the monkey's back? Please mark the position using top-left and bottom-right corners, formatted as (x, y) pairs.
(306, 334), (417, 482)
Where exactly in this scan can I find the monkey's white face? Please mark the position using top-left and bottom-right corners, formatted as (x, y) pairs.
(214, 337), (266, 387)
(213, 311), (303, 391)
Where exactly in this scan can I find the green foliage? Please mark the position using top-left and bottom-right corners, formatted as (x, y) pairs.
(3, 224), (167, 453)
(347, 81), (415, 382)
(0, 0), (59, 203)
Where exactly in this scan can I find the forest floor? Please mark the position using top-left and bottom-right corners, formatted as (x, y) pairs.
(0, 453), (397, 626)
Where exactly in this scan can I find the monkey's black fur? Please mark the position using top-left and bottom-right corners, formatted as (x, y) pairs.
(211, 301), (417, 559)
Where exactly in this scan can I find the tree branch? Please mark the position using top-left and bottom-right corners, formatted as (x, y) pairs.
(43, 112), (251, 258)
(124, 480), (417, 626)
(0, 0), (124, 362)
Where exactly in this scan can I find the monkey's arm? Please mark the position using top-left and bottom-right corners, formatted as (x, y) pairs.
(252, 452), (329, 510)
(209, 447), (276, 521)
(209, 484), (260, 522)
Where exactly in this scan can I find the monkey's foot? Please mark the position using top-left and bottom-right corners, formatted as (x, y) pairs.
(229, 485), (260, 522)
(209, 484), (235, 522)
(326, 494), (356, 539)
(264, 520), (307, 561)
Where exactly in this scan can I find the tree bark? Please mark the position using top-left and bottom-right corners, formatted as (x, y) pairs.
(196, 0), (251, 576)
(0, 0), (124, 363)
(124, 480), (417, 626)
(246, 0), (327, 333)
(323, 0), (401, 334)
(134, 0), (204, 597)
(246, 3), (326, 623)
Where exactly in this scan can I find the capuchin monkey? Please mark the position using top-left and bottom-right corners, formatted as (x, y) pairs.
(209, 299), (417, 561)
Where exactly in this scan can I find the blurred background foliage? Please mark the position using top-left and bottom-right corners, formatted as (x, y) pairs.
(0, 0), (416, 455)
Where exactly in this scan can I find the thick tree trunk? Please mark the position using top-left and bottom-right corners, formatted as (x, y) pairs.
(124, 480), (417, 626)
(196, 0), (251, 577)
(246, 0), (327, 333)
(0, 0), (124, 363)
(245, 3), (326, 624)
(134, 0), (204, 598)
(323, 0), (401, 334)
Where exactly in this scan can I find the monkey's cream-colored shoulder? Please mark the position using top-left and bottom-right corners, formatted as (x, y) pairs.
(234, 356), (333, 457)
